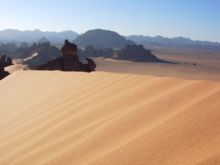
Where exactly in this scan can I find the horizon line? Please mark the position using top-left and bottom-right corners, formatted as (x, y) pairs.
(0, 28), (219, 43)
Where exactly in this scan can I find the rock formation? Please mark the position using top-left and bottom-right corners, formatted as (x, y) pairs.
(0, 54), (12, 80)
(23, 42), (62, 66)
(0, 54), (13, 67)
(37, 40), (96, 72)
(78, 45), (114, 58)
(78, 44), (166, 63)
(112, 44), (162, 62)
(0, 67), (9, 80)
(0, 42), (18, 56)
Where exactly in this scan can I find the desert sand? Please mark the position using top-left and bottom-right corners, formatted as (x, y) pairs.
(0, 70), (220, 165)
(95, 53), (220, 81)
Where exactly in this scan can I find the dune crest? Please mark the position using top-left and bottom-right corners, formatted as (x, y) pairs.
(0, 71), (220, 165)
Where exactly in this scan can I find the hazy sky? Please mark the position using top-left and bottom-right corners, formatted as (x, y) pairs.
(0, 0), (219, 42)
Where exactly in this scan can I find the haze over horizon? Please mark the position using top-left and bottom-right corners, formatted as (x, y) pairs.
(0, 0), (219, 42)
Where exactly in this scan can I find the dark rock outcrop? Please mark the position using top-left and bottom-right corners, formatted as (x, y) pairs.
(112, 45), (162, 62)
(78, 44), (166, 63)
(37, 40), (96, 72)
(0, 54), (12, 80)
(0, 54), (13, 67)
(0, 67), (9, 80)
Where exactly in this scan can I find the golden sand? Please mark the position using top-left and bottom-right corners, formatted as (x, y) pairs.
(0, 71), (220, 165)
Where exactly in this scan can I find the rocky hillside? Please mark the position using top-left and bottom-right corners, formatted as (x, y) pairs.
(75, 29), (135, 48)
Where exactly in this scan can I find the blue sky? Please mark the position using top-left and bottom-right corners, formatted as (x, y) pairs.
(0, 0), (219, 41)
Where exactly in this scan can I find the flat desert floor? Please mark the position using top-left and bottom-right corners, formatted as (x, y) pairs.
(95, 49), (220, 81)
(0, 69), (220, 165)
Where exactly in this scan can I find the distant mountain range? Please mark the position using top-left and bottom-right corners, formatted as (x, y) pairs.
(74, 29), (135, 48)
(127, 35), (220, 50)
(0, 29), (78, 44)
(0, 29), (220, 50)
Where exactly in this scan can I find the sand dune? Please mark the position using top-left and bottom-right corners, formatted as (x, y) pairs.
(0, 71), (220, 165)
(5, 64), (28, 74)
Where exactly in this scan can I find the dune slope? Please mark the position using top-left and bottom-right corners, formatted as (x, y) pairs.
(0, 71), (220, 165)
